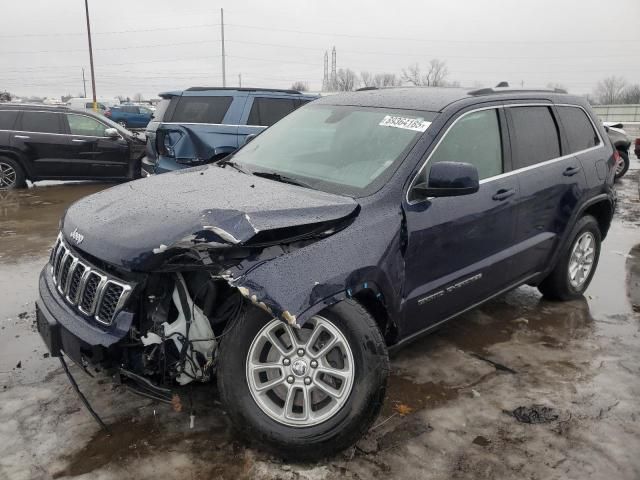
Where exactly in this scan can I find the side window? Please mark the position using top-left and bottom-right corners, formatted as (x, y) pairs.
(19, 111), (62, 134)
(247, 97), (297, 127)
(428, 109), (503, 180)
(508, 106), (560, 169)
(170, 96), (233, 124)
(0, 110), (18, 130)
(124, 106), (139, 114)
(556, 106), (599, 153)
(66, 114), (107, 137)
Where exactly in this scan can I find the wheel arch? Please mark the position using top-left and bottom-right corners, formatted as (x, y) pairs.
(580, 196), (614, 240)
(0, 150), (32, 179)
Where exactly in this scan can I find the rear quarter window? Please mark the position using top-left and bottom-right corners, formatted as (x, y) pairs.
(556, 106), (600, 153)
(152, 99), (172, 122)
(247, 97), (298, 127)
(170, 96), (233, 124)
(0, 110), (18, 130)
(508, 106), (560, 169)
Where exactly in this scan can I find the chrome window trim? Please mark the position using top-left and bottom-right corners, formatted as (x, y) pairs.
(0, 109), (125, 139)
(406, 102), (605, 205)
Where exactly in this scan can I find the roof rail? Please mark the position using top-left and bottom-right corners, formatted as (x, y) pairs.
(468, 87), (568, 96)
(185, 87), (303, 94)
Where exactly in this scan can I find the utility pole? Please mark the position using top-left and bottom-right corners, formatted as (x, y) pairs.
(83, 0), (97, 111)
(220, 8), (226, 87)
(330, 46), (337, 91)
(238, 73), (242, 88)
(82, 68), (87, 98)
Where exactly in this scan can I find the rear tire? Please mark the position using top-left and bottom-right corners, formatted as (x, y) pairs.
(0, 157), (26, 190)
(118, 120), (127, 128)
(217, 299), (389, 460)
(615, 150), (629, 179)
(538, 215), (601, 300)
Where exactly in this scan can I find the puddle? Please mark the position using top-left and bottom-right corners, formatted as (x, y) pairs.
(382, 374), (460, 417)
(53, 415), (247, 479)
(0, 183), (109, 263)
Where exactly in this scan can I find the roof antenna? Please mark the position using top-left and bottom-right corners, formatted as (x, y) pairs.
(496, 81), (509, 88)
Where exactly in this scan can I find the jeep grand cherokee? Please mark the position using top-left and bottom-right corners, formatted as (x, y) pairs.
(36, 87), (616, 459)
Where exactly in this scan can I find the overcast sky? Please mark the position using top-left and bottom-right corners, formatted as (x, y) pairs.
(2, 0), (639, 99)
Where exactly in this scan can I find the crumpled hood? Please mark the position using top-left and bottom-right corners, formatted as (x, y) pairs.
(62, 165), (358, 270)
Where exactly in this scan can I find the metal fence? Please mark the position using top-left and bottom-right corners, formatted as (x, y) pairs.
(591, 105), (640, 139)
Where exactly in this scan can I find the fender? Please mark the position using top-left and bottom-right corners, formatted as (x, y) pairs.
(538, 193), (614, 280)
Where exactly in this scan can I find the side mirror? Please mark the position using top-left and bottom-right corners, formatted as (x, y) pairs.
(413, 161), (479, 198)
(104, 128), (119, 138)
(244, 134), (257, 145)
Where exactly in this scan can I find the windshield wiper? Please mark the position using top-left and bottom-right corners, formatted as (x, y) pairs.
(251, 171), (315, 189)
(217, 159), (251, 175)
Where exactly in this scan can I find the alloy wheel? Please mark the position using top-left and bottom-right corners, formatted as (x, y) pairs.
(0, 161), (17, 189)
(568, 231), (596, 289)
(246, 316), (355, 427)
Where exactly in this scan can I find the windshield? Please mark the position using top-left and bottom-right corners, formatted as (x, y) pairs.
(230, 104), (436, 196)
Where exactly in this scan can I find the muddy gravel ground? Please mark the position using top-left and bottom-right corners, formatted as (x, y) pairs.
(1, 167), (639, 480)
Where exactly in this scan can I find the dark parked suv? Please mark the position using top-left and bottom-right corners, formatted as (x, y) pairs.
(0, 104), (145, 189)
(36, 87), (616, 459)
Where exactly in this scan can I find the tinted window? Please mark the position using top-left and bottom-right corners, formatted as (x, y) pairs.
(84, 102), (106, 110)
(428, 109), (503, 180)
(66, 114), (107, 137)
(557, 106), (599, 153)
(123, 106), (139, 114)
(20, 111), (62, 134)
(509, 106), (560, 168)
(0, 110), (18, 130)
(247, 97), (297, 126)
(171, 96), (232, 123)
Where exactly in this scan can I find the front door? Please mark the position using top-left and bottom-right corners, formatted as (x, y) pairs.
(402, 106), (519, 338)
(62, 113), (130, 178)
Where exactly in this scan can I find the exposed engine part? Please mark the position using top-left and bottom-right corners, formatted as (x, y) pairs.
(141, 273), (217, 385)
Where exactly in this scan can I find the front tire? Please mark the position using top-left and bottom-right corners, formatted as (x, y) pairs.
(538, 215), (601, 300)
(0, 157), (26, 190)
(615, 150), (629, 179)
(217, 299), (389, 460)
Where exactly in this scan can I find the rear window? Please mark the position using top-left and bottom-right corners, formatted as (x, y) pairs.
(84, 102), (106, 110)
(170, 96), (232, 124)
(0, 110), (18, 130)
(556, 106), (599, 153)
(508, 106), (560, 169)
(19, 111), (62, 134)
(247, 97), (297, 127)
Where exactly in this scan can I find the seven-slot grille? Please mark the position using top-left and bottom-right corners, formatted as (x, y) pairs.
(50, 235), (132, 325)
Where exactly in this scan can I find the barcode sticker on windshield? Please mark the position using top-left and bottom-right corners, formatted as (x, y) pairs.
(379, 116), (431, 132)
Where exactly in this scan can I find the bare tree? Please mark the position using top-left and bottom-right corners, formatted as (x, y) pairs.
(360, 72), (401, 88)
(360, 71), (374, 87)
(402, 59), (449, 87)
(621, 84), (640, 104)
(335, 68), (359, 91)
(290, 81), (309, 92)
(593, 76), (627, 104)
(133, 93), (145, 102)
(116, 95), (126, 103)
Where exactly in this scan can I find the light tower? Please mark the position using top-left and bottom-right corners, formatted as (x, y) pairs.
(330, 46), (337, 91)
(322, 51), (329, 91)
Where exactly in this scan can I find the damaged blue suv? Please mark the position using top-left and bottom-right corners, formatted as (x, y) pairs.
(37, 87), (616, 459)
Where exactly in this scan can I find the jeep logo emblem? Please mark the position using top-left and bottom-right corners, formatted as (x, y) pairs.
(69, 228), (84, 245)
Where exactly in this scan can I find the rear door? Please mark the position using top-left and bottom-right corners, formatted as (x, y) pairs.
(506, 104), (588, 280)
(61, 112), (130, 178)
(403, 106), (519, 337)
(11, 110), (70, 178)
(238, 96), (300, 144)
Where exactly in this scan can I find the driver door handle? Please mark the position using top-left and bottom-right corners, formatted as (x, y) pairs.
(14, 135), (30, 139)
(563, 166), (581, 177)
(492, 188), (516, 201)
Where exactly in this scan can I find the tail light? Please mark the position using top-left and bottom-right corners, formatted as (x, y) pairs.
(104, 110), (111, 118)
(156, 130), (183, 157)
(635, 138), (640, 146)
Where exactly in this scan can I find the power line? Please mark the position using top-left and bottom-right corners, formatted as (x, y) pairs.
(0, 23), (219, 38)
